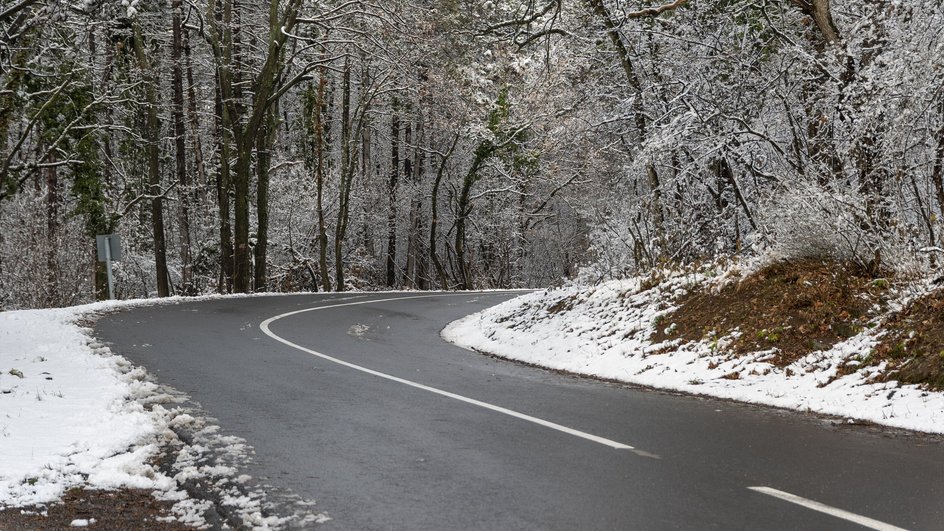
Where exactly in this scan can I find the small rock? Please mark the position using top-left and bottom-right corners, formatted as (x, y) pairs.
(8, 369), (24, 379)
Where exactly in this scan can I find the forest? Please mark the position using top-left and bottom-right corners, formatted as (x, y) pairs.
(1, 0), (943, 309)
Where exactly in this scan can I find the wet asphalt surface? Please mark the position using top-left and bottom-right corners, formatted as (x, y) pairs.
(94, 292), (944, 530)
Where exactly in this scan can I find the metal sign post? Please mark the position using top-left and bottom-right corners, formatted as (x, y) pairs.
(96, 234), (122, 300)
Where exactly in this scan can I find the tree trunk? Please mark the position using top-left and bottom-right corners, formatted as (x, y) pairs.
(92, 25), (114, 301)
(408, 114), (427, 289)
(719, 157), (758, 233)
(184, 28), (209, 222)
(429, 135), (457, 291)
(232, 135), (252, 293)
(386, 103), (400, 288)
(334, 58), (353, 291)
(133, 21), (170, 298)
(209, 0), (303, 294)
(931, 116), (944, 238)
(791, 0), (841, 43)
(45, 155), (58, 306)
(172, 0), (193, 295)
(403, 117), (416, 288)
(254, 108), (276, 292)
(314, 65), (332, 291)
(215, 70), (235, 293)
(455, 141), (493, 290)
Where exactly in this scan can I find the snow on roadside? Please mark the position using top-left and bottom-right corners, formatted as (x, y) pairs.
(442, 276), (944, 435)
(0, 303), (168, 507)
(0, 296), (328, 528)
(0, 285), (515, 511)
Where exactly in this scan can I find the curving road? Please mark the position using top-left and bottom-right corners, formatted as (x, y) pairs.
(95, 292), (944, 530)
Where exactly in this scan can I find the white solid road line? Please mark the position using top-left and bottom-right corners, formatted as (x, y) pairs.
(259, 293), (639, 452)
(749, 487), (909, 531)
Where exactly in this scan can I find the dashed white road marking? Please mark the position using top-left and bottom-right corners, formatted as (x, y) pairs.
(259, 293), (641, 452)
(749, 486), (909, 531)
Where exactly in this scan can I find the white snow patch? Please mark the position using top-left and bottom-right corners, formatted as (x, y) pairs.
(347, 323), (371, 339)
(1, 294), (331, 527)
(443, 275), (944, 435)
(0, 306), (166, 506)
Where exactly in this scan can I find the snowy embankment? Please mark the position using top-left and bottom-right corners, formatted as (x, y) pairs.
(0, 297), (326, 527)
(0, 302), (167, 506)
(443, 276), (944, 435)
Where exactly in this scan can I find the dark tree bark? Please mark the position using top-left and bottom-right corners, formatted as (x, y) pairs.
(184, 24), (209, 217)
(406, 112), (427, 289)
(334, 58), (352, 291)
(254, 107), (277, 292)
(455, 141), (495, 290)
(790, 0), (841, 43)
(314, 64), (332, 291)
(931, 114), (944, 237)
(386, 102), (400, 288)
(214, 69), (235, 293)
(132, 21), (170, 297)
(172, 0), (193, 295)
(44, 154), (58, 306)
(206, 0), (304, 293)
(430, 134), (458, 291)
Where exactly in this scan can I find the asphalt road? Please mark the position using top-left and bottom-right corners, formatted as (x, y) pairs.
(94, 292), (944, 530)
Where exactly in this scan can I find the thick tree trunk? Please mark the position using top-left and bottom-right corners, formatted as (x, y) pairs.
(791, 0), (841, 43)
(215, 71), (235, 293)
(172, 0), (193, 295)
(91, 26), (113, 301)
(148, 108), (171, 298)
(646, 163), (665, 247)
(232, 137), (252, 293)
(314, 66), (332, 291)
(184, 28), (209, 223)
(407, 115), (427, 289)
(430, 135), (458, 291)
(334, 59), (353, 291)
(209, 0), (303, 294)
(254, 108), (277, 292)
(133, 21), (170, 298)
(403, 118), (415, 288)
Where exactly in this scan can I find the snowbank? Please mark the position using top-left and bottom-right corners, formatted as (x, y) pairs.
(443, 277), (944, 435)
(1, 296), (327, 527)
(0, 303), (168, 506)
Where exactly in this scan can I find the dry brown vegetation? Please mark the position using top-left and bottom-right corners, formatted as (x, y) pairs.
(653, 260), (890, 366)
(0, 489), (189, 530)
(872, 290), (944, 391)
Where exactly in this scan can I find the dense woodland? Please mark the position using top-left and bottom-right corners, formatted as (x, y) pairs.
(1, 0), (943, 309)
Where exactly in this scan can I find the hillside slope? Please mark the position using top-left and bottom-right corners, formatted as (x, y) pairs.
(443, 262), (944, 434)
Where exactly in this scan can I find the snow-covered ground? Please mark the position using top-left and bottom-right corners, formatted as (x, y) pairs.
(443, 276), (944, 435)
(0, 296), (327, 528)
(0, 303), (167, 506)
